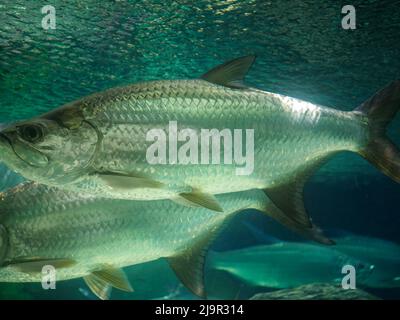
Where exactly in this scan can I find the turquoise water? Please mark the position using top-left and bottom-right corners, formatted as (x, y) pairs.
(0, 0), (399, 299)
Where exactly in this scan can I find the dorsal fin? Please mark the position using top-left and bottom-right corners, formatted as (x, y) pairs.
(200, 55), (256, 89)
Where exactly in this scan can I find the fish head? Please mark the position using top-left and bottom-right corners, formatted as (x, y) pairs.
(0, 111), (99, 184)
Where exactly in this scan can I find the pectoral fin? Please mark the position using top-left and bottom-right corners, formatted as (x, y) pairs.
(7, 257), (76, 273)
(84, 266), (133, 300)
(179, 189), (223, 212)
(167, 215), (229, 298)
(96, 171), (164, 190)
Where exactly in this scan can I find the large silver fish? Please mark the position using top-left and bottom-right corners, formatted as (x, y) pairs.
(0, 182), (298, 299)
(0, 56), (399, 241)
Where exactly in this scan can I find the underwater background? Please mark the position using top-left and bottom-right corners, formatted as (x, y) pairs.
(0, 0), (399, 299)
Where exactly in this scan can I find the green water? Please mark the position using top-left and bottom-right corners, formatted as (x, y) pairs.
(0, 0), (399, 299)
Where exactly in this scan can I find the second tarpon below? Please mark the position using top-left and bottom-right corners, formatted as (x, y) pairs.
(0, 56), (399, 241)
(0, 182), (307, 299)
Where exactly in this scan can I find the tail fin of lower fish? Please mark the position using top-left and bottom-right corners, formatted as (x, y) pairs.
(355, 80), (400, 183)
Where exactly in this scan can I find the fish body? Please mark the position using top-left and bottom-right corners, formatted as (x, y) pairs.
(0, 79), (367, 199)
(67, 80), (366, 198)
(0, 182), (270, 297)
(210, 243), (374, 289)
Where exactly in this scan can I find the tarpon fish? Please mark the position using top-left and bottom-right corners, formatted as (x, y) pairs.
(209, 243), (375, 289)
(0, 182), (299, 299)
(1, 56), (399, 243)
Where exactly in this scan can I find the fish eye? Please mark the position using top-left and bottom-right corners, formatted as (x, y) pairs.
(18, 124), (44, 143)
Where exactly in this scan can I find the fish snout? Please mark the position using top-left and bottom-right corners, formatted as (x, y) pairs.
(0, 123), (19, 138)
(0, 125), (49, 168)
(0, 125), (20, 152)
(0, 130), (12, 148)
(0, 131), (16, 165)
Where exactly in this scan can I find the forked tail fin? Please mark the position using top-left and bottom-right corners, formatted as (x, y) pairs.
(356, 80), (400, 183)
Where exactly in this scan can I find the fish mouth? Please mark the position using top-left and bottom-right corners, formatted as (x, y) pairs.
(0, 131), (49, 167)
(0, 132), (14, 158)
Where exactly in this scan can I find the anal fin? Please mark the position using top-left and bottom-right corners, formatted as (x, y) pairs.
(92, 266), (133, 292)
(83, 275), (112, 300)
(264, 179), (312, 228)
(262, 161), (334, 245)
(262, 197), (334, 245)
(84, 266), (133, 300)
